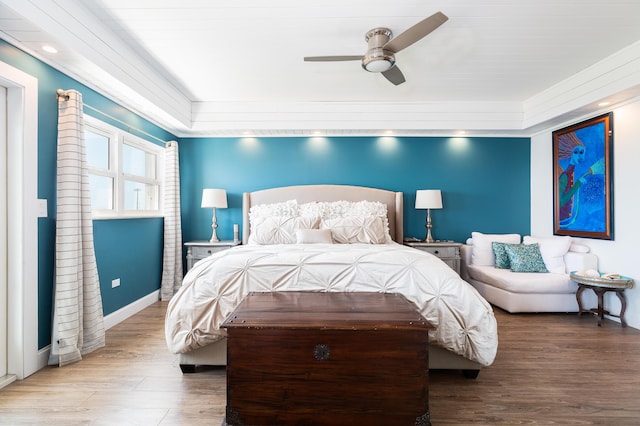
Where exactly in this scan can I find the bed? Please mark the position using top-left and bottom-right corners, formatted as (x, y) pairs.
(165, 184), (498, 377)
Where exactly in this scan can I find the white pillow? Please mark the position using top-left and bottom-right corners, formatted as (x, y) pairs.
(471, 232), (521, 266)
(295, 228), (333, 244)
(249, 200), (299, 221)
(569, 243), (590, 253)
(302, 200), (392, 242)
(523, 235), (572, 274)
(300, 200), (388, 219)
(321, 216), (387, 244)
(251, 216), (320, 245)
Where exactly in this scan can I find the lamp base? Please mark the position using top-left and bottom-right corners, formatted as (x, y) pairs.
(424, 208), (435, 243)
(425, 230), (435, 243)
(210, 208), (220, 242)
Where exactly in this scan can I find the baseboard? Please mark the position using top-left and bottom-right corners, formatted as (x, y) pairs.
(35, 290), (161, 372)
(104, 290), (160, 330)
(0, 374), (17, 390)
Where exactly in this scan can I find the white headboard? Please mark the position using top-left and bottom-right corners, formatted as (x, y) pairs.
(242, 184), (404, 244)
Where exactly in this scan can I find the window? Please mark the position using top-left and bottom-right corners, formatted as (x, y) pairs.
(85, 115), (164, 219)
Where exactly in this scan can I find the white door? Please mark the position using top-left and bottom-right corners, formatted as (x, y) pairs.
(0, 85), (8, 382)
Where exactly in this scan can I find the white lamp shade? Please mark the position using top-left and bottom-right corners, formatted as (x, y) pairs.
(415, 190), (443, 209)
(201, 188), (227, 208)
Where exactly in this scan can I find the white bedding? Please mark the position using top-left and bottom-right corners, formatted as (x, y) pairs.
(165, 242), (498, 366)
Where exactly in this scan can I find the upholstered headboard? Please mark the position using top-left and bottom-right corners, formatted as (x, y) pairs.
(242, 184), (404, 244)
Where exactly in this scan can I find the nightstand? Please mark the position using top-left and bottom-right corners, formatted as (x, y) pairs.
(185, 240), (241, 271)
(404, 241), (463, 274)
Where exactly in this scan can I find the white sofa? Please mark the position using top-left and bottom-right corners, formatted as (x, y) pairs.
(460, 233), (598, 313)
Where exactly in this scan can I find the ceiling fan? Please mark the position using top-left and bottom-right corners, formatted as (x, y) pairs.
(304, 11), (448, 86)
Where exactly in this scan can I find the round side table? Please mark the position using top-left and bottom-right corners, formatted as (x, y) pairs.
(570, 272), (634, 327)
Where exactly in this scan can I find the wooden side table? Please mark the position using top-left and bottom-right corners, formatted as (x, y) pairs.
(570, 272), (634, 327)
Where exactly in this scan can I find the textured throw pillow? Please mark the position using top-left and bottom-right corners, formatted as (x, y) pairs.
(523, 236), (572, 274)
(471, 232), (521, 266)
(295, 228), (333, 244)
(321, 216), (387, 244)
(251, 216), (320, 244)
(504, 243), (548, 273)
(491, 242), (511, 269)
(249, 200), (299, 220)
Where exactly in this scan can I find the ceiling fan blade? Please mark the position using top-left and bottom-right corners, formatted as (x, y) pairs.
(383, 11), (448, 54)
(382, 66), (406, 85)
(304, 55), (363, 62)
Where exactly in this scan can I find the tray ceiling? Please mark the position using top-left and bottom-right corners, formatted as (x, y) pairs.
(1, 0), (639, 137)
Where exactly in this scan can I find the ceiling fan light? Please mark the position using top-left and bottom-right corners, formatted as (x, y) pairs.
(363, 58), (394, 73)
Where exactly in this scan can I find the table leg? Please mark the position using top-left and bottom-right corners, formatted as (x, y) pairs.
(616, 290), (627, 328)
(596, 289), (605, 327)
(576, 285), (586, 317)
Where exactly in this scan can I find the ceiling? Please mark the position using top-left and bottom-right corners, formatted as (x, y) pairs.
(1, 0), (640, 137)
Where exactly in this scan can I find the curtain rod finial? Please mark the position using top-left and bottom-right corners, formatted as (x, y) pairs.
(56, 89), (69, 100)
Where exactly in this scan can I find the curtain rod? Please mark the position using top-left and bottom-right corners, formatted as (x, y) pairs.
(56, 88), (171, 146)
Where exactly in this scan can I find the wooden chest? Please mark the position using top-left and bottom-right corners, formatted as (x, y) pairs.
(221, 291), (435, 426)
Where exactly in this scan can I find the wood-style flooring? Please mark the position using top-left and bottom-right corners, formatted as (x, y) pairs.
(1, 301), (639, 425)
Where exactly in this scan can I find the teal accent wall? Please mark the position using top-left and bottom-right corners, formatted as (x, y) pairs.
(93, 219), (164, 314)
(179, 136), (531, 244)
(0, 37), (531, 352)
(0, 40), (174, 349)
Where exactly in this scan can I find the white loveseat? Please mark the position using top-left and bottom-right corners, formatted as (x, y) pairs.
(461, 233), (598, 313)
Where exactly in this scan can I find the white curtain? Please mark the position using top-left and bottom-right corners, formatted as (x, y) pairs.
(49, 90), (105, 367)
(161, 141), (183, 300)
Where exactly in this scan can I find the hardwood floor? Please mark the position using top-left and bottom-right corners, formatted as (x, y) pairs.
(1, 301), (639, 425)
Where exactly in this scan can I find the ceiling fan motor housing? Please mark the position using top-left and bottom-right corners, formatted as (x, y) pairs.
(362, 28), (395, 72)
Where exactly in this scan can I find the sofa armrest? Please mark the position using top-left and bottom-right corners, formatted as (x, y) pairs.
(460, 244), (473, 281)
(564, 251), (598, 273)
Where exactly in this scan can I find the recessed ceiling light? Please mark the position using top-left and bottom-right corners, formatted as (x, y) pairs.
(384, 130), (394, 135)
(598, 102), (610, 107)
(42, 45), (58, 54)
(456, 130), (467, 136)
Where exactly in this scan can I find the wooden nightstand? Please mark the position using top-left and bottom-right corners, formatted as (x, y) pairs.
(185, 240), (241, 271)
(404, 241), (463, 275)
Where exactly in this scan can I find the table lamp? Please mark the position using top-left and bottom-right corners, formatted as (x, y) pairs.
(201, 188), (228, 242)
(415, 189), (443, 243)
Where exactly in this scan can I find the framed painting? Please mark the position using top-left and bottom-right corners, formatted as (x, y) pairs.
(553, 113), (613, 239)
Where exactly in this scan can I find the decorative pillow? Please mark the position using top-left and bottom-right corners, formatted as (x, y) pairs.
(470, 232), (521, 266)
(249, 199), (299, 220)
(300, 200), (388, 219)
(321, 216), (387, 244)
(295, 228), (333, 244)
(491, 242), (511, 269)
(302, 200), (392, 243)
(523, 236), (572, 274)
(251, 216), (320, 245)
(569, 243), (590, 253)
(503, 243), (548, 273)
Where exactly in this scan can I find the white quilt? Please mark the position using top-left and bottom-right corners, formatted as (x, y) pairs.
(165, 242), (498, 366)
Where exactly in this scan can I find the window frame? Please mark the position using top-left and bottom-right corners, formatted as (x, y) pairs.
(84, 115), (165, 220)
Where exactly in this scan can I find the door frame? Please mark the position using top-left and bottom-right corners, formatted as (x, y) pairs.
(0, 60), (39, 379)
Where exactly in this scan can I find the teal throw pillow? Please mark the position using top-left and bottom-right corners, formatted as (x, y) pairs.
(492, 242), (511, 269)
(504, 243), (548, 273)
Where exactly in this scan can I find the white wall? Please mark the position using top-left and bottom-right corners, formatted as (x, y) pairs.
(531, 98), (640, 329)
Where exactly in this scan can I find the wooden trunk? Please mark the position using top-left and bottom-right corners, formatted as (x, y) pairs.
(221, 291), (434, 426)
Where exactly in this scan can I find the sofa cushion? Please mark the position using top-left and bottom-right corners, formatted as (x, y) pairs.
(491, 242), (511, 269)
(471, 232), (521, 266)
(467, 265), (578, 294)
(523, 236), (572, 274)
(504, 243), (548, 273)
